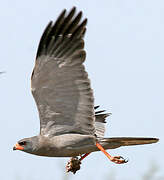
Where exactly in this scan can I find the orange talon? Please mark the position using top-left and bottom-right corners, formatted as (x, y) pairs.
(96, 142), (128, 164)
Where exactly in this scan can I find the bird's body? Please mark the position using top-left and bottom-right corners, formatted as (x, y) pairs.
(22, 134), (95, 157)
(20, 134), (157, 157)
(13, 7), (158, 173)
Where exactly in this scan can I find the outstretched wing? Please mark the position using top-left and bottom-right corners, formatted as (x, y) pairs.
(31, 7), (95, 137)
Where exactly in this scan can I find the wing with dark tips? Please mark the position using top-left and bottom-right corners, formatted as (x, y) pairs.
(31, 7), (95, 137)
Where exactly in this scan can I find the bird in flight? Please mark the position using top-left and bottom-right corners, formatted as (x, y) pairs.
(13, 7), (158, 174)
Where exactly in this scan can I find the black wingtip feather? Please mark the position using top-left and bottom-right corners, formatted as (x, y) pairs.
(64, 11), (83, 36)
(36, 7), (87, 59)
(36, 21), (53, 58)
(57, 7), (76, 35)
(45, 9), (66, 48)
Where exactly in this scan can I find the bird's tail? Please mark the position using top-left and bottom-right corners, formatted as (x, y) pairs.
(98, 137), (159, 149)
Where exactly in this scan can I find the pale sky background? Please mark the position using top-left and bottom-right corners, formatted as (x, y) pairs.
(1, 0), (164, 180)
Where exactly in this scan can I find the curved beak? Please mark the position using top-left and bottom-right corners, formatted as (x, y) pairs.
(13, 143), (24, 150)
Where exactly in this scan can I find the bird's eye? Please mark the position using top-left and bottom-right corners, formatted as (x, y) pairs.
(19, 141), (26, 146)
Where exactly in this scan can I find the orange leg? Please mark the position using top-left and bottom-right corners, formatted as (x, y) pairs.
(79, 153), (90, 161)
(96, 142), (128, 164)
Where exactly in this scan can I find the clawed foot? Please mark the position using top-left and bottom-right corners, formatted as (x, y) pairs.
(66, 157), (81, 174)
(110, 156), (128, 164)
(65, 153), (128, 174)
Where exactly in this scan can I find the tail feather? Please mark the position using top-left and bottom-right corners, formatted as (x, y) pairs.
(99, 137), (159, 149)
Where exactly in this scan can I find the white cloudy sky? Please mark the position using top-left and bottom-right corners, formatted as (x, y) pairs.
(0, 0), (163, 180)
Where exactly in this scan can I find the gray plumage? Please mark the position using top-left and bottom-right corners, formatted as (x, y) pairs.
(13, 7), (158, 159)
(31, 7), (95, 137)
